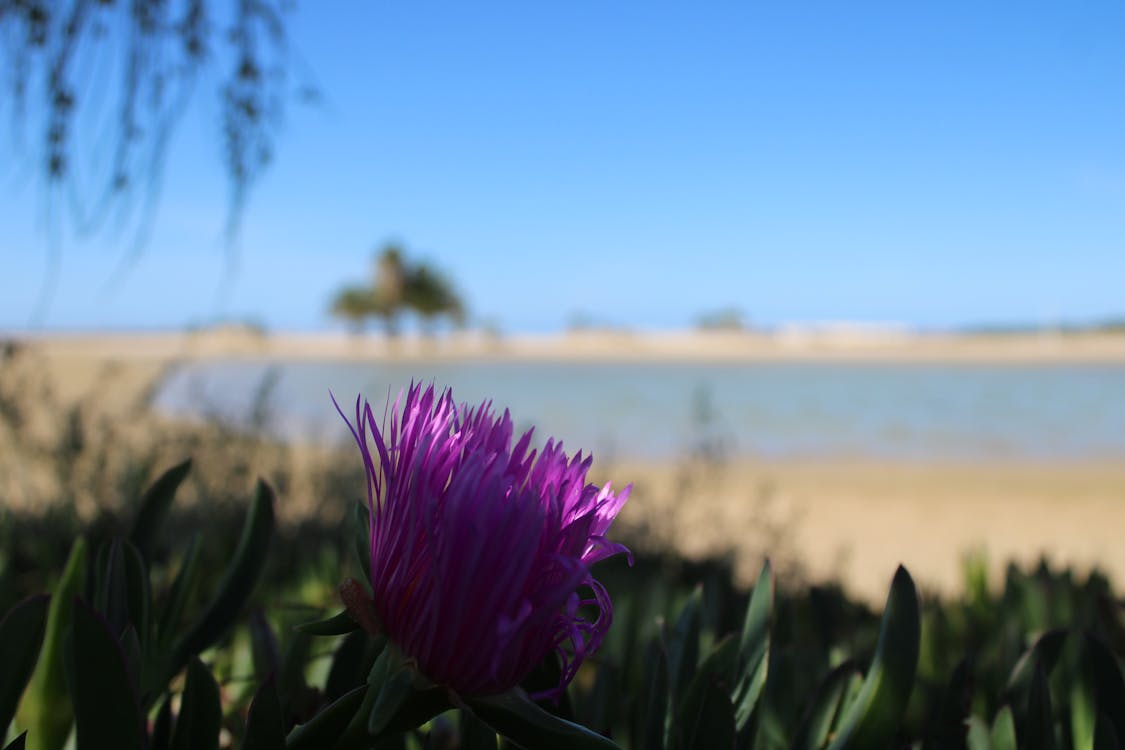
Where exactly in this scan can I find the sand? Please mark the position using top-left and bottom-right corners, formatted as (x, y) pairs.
(20, 327), (1125, 367)
(6, 328), (1125, 605)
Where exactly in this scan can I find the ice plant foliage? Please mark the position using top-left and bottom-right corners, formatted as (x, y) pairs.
(337, 384), (631, 699)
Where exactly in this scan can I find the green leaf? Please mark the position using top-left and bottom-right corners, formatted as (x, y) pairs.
(468, 689), (620, 750)
(664, 588), (703, 749)
(0, 596), (49, 737)
(326, 647), (451, 750)
(367, 667), (415, 736)
(170, 480), (275, 672)
(1074, 667), (1097, 750)
(170, 657), (222, 750)
(249, 611), (281, 684)
(1022, 663), (1054, 750)
(19, 537), (86, 750)
(634, 631), (669, 750)
(244, 677), (286, 750)
(66, 599), (145, 750)
(2, 733), (26, 750)
(1086, 635), (1125, 742)
(791, 662), (860, 750)
(1005, 629), (1067, 697)
(285, 685), (366, 750)
(94, 540), (130, 637)
(279, 631), (315, 725)
(156, 534), (202, 648)
(120, 626), (144, 703)
(928, 658), (974, 750)
(676, 635), (737, 747)
(966, 717), (991, 750)
(460, 708), (498, 750)
(1095, 712), (1121, 750)
(990, 707), (1017, 750)
(151, 696), (172, 750)
(324, 632), (378, 702)
(733, 559), (772, 731)
(354, 501), (372, 585)
(121, 541), (152, 649)
(827, 565), (921, 750)
(295, 609), (359, 636)
(679, 672), (735, 750)
(129, 459), (192, 562)
(668, 588), (702, 694)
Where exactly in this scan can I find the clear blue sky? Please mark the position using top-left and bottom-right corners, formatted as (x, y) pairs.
(4, 1), (1125, 332)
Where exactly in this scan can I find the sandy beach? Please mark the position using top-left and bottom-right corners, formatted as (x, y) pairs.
(5, 327), (1125, 605)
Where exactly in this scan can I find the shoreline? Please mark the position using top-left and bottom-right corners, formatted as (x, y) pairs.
(11, 328), (1125, 365)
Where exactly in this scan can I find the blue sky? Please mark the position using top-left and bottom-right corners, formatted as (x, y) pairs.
(4, 1), (1125, 332)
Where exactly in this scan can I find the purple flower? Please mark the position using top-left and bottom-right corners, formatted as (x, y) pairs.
(337, 384), (631, 699)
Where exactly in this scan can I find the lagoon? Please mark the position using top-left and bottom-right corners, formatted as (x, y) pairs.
(151, 359), (1125, 462)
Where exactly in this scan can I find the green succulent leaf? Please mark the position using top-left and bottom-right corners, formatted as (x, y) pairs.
(929, 658), (975, 750)
(121, 541), (152, 649)
(354, 501), (372, 585)
(94, 540), (130, 637)
(249, 611), (281, 684)
(156, 534), (202, 649)
(1086, 634), (1125, 742)
(295, 609), (359, 636)
(19, 538), (85, 750)
(1074, 667), (1097, 750)
(285, 685), (366, 750)
(827, 565), (921, 750)
(662, 587), (704, 750)
(366, 666), (415, 736)
(2, 732), (27, 750)
(634, 631), (669, 750)
(151, 695), (173, 750)
(1005, 629), (1067, 697)
(678, 670), (736, 750)
(990, 707), (1017, 750)
(0, 596), (49, 738)
(966, 716), (991, 750)
(1095, 712), (1121, 750)
(336, 643), (449, 744)
(1023, 663), (1054, 750)
(279, 631), (315, 725)
(120, 626), (144, 702)
(791, 662), (861, 750)
(734, 559), (772, 731)
(170, 657), (222, 750)
(170, 479), (275, 673)
(129, 459), (192, 563)
(66, 599), (146, 750)
(324, 632), (379, 702)
(459, 708), (498, 750)
(468, 689), (620, 750)
(676, 634), (737, 742)
(244, 677), (286, 750)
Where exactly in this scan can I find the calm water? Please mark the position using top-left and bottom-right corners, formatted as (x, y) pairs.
(152, 360), (1125, 461)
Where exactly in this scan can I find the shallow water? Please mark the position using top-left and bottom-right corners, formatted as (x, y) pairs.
(152, 359), (1125, 461)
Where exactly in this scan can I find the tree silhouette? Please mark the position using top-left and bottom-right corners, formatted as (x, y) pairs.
(370, 245), (407, 335)
(329, 286), (377, 335)
(329, 243), (465, 337)
(404, 263), (464, 335)
(0, 0), (310, 245)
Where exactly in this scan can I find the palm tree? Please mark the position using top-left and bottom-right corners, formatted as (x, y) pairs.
(328, 242), (466, 336)
(329, 286), (378, 334)
(371, 244), (407, 336)
(404, 263), (464, 335)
